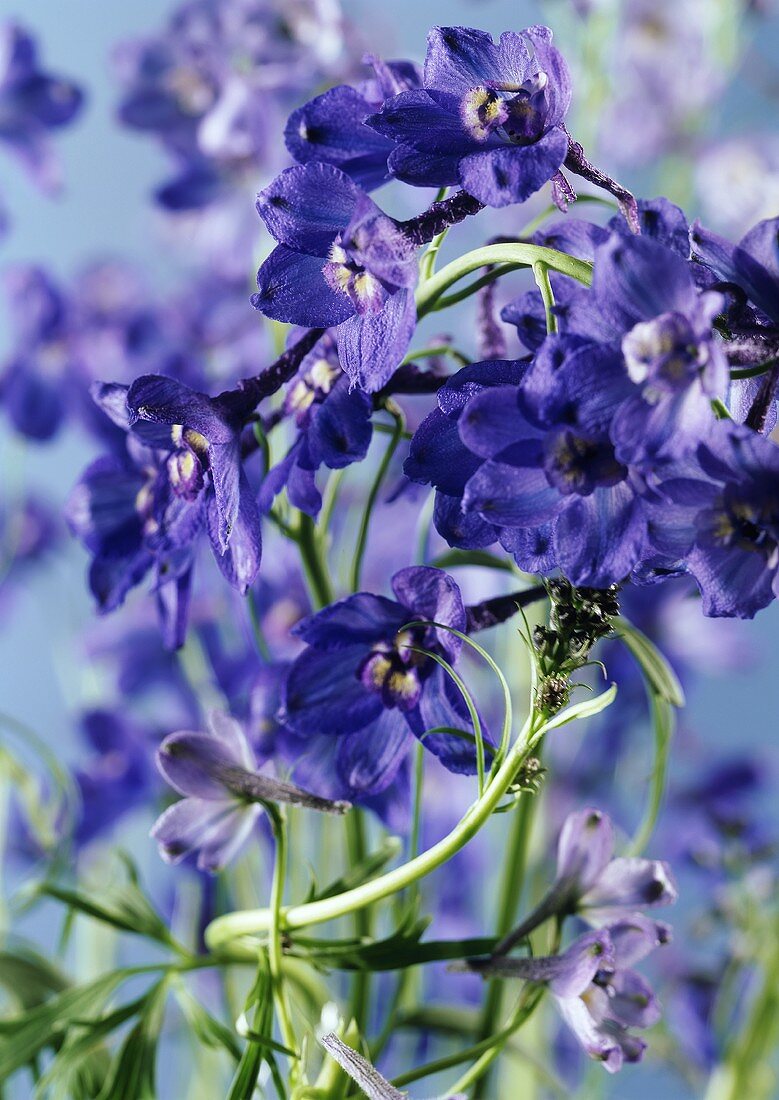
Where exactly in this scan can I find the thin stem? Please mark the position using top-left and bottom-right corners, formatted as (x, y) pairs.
(296, 512), (334, 610)
(345, 809), (372, 1034)
(447, 986), (545, 1095)
(424, 264), (520, 314)
(729, 355), (779, 380)
(246, 590), (271, 661)
(349, 401), (405, 593)
(266, 806), (299, 1079)
(415, 243), (593, 320)
(409, 741), (425, 862)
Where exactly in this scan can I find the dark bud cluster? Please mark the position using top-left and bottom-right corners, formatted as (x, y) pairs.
(533, 580), (620, 713)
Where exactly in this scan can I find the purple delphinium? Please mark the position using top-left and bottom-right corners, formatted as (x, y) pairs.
(647, 420), (779, 618)
(504, 223), (729, 466)
(0, 22), (83, 197)
(280, 566), (491, 799)
(464, 918), (670, 1072)
(66, 376), (262, 647)
(152, 708), (349, 872)
(258, 333), (373, 516)
(253, 162), (418, 392)
(494, 808), (677, 955)
(285, 55), (421, 190)
(366, 25), (571, 207)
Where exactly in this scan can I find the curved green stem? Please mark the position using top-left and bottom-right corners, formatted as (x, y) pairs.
(296, 512), (334, 609)
(349, 401), (405, 592)
(415, 243), (593, 319)
(533, 261), (557, 335)
(345, 809), (372, 1034)
(204, 687), (615, 949)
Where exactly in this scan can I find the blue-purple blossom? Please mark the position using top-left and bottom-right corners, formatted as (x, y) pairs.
(0, 22), (83, 198)
(152, 708), (349, 872)
(285, 56), (421, 190)
(280, 566), (490, 798)
(366, 25), (571, 207)
(647, 421), (779, 617)
(258, 333), (373, 516)
(75, 710), (156, 847)
(253, 162), (418, 392)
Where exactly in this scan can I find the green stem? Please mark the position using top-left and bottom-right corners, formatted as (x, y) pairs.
(345, 809), (372, 1034)
(426, 264), (520, 313)
(447, 987), (545, 1096)
(415, 243), (593, 319)
(472, 772), (540, 1099)
(729, 355), (779, 380)
(296, 512), (334, 609)
(532, 261), (557, 334)
(267, 805), (300, 1080)
(349, 401), (405, 592)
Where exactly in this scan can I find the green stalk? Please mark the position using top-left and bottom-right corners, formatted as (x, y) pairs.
(296, 512), (334, 609)
(345, 809), (372, 1035)
(204, 686), (615, 948)
(266, 805), (300, 1082)
(532, 261), (557, 334)
(246, 589), (271, 661)
(350, 401), (405, 592)
(415, 243), (593, 319)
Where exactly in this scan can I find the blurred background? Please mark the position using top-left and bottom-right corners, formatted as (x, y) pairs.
(1, 1), (778, 1097)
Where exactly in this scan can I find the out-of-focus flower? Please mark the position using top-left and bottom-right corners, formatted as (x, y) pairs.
(0, 22), (83, 198)
(152, 708), (349, 871)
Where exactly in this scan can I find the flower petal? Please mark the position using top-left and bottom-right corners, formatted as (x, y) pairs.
(458, 129), (568, 208)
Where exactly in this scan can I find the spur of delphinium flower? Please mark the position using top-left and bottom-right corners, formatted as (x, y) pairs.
(365, 25), (571, 206)
(152, 708), (350, 872)
(646, 419), (779, 617)
(253, 162), (418, 391)
(460, 917), (670, 1073)
(493, 807), (676, 956)
(504, 225), (729, 466)
(280, 566), (491, 800)
(259, 333), (373, 516)
(0, 21), (83, 198)
(114, 0), (348, 210)
(285, 55), (421, 190)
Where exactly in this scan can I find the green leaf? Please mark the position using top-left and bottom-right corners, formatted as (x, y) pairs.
(173, 981), (241, 1062)
(613, 617), (685, 707)
(39, 859), (174, 946)
(97, 980), (168, 1100)
(226, 1044), (263, 1100)
(0, 970), (138, 1077)
(541, 683), (618, 733)
(429, 549), (517, 574)
(0, 944), (68, 1011)
(626, 690), (675, 857)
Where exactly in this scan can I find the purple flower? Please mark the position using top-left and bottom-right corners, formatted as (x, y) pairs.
(285, 56), (421, 190)
(280, 566), (490, 798)
(466, 918), (670, 1073)
(151, 708), (349, 872)
(648, 421), (779, 618)
(0, 22), (83, 196)
(75, 710), (156, 846)
(258, 334), (373, 516)
(366, 25), (571, 207)
(495, 808), (677, 954)
(253, 162), (418, 392)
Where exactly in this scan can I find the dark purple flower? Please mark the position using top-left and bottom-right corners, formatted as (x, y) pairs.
(253, 162), (418, 392)
(281, 566), (490, 798)
(366, 25), (571, 207)
(0, 22), (83, 195)
(647, 421), (779, 618)
(285, 56), (421, 190)
(258, 334), (373, 516)
(151, 708), (349, 872)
